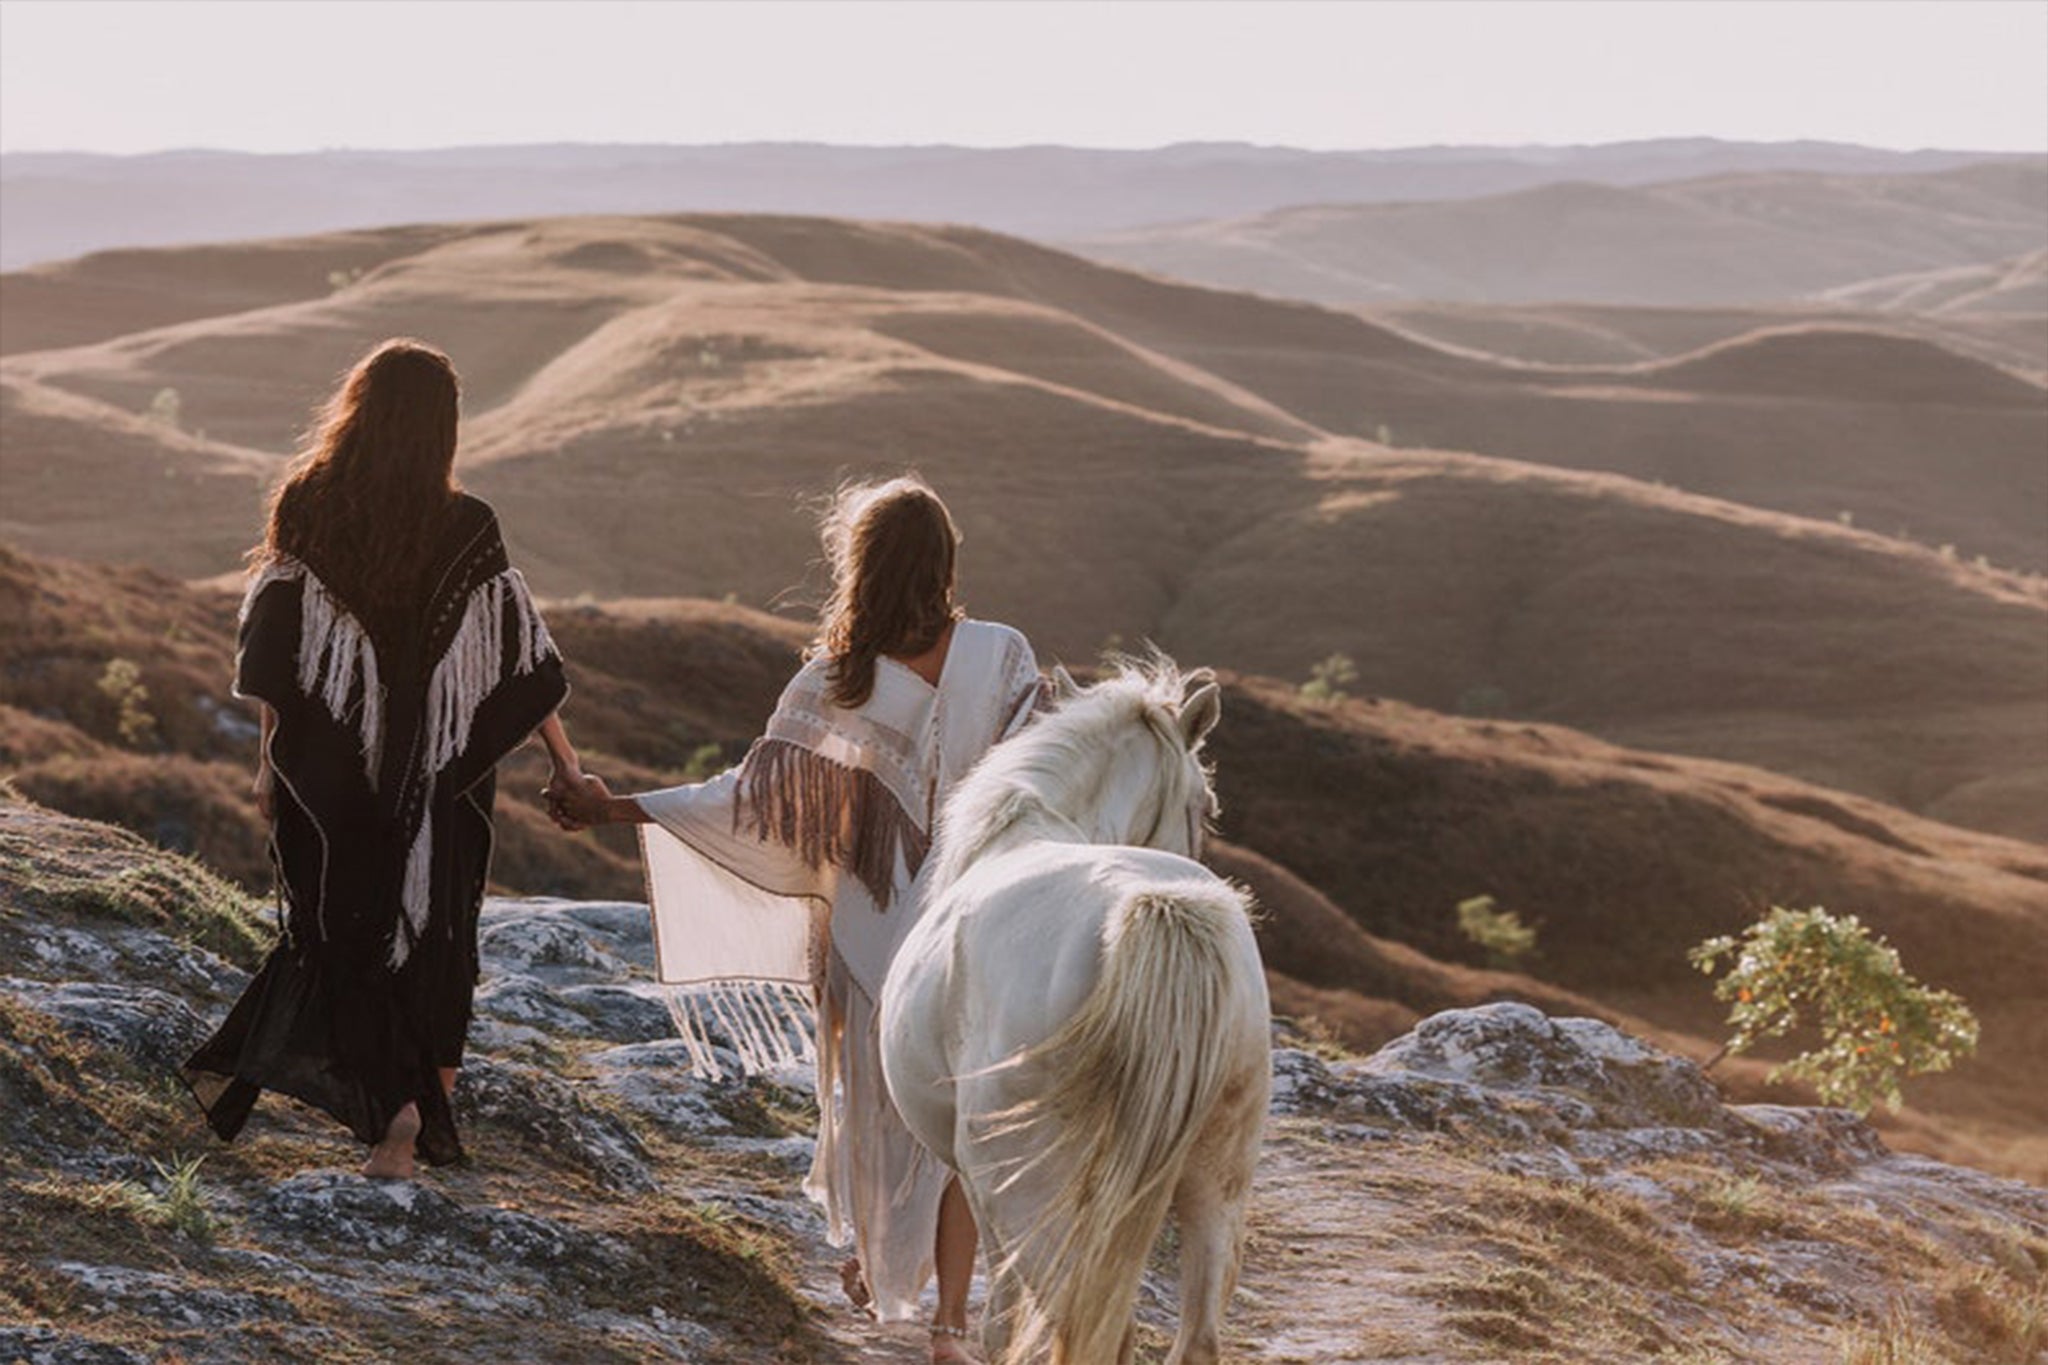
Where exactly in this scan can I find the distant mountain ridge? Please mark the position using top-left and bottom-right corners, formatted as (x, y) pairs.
(1073, 161), (2048, 307)
(1, 137), (2034, 269)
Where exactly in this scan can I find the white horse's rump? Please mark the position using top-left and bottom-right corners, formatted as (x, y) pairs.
(881, 661), (1271, 1365)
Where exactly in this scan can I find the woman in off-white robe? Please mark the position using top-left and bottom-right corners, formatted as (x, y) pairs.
(566, 616), (1042, 1322)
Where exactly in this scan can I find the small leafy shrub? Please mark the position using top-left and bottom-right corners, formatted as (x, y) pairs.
(145, 387), (182, 429)
(1685, 1173), (1805, 1238)
(1690, 906), (1978, 1114)
(682, 742), (727, 782)
(116, 1155), (216, 1243)
(95, 658), (157, 748)
(1456, 894), (1536, 969)
(1456, 683), (1511, 717)
(1299, 653), (1358, 706)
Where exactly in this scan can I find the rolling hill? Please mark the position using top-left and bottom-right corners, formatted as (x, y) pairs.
(3, 213), (2043, 844)
(1824, 245), (2048, 316)
(1074, 161), (2048, 308)
(1370, 297), (2048, 380)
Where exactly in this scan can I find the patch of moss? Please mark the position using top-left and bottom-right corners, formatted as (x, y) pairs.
(0, 996), (110, 1158)
(711, 1075), (820, 1140)
(16, 852), (274, 971)
(575, 1194), (820, 1360)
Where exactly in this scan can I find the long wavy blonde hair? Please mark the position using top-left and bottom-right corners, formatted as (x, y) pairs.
(812, 476), (962, 709)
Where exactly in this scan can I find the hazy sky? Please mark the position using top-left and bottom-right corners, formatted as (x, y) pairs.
(2, 0), (2044, 155)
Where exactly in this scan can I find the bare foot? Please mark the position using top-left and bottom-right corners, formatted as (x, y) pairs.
(361, 1101), (421, 1179)
(838, 1256), (872, 1312)
(930, 1328), (977, 1365)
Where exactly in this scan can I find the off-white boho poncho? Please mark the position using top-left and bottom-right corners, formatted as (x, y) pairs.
(638, 619), (1042, 1319)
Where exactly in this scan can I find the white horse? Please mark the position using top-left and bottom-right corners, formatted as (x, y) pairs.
(881, 660), (1271, 1365)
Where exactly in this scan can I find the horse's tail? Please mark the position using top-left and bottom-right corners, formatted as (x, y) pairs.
(988, 876), (1260, 1365)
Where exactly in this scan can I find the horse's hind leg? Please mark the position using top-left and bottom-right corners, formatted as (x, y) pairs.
(1165, 1099), (1262, 1365)
(1165, 1173), (1238, 1365)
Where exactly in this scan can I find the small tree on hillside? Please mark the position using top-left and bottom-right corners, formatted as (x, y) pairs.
(146, 387), (182, 430)
(1299, 653), (1358, 706)
(681, 742), (727, 782)
(96, 657), (158, 748)
(1456, 894), (1537, 969)
(1689, 905), (1978, 1114)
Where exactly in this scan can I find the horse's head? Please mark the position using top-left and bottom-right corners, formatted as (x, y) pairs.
(933, 654), (1222, 889)
(1046, 657), (1220, 857)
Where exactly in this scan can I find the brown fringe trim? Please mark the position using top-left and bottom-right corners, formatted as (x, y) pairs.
(733, 738), (930, 910)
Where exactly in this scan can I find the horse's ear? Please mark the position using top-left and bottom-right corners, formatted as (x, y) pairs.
(1051, 665), (1081, 701)
(1179, 682), (1222, 749)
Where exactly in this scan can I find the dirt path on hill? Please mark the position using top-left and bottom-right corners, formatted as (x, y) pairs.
(797, 1124), (1460, 1365)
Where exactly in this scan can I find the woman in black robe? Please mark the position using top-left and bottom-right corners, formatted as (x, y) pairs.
(183, 338), (581, 1177)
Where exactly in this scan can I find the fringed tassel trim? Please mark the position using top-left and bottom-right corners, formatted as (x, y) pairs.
(421, 567), (558, 776)
(389, 806), (434, 968)
(733, 738), (930, 909)
(250, 557), (387, 785)
(663, 979), (817, 1080)
(390, 569), (552, 969)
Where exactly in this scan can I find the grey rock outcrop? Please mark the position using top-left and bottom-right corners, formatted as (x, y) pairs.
(6, 802), (2044, 1365)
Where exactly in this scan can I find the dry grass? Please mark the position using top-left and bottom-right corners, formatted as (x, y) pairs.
(1933, 1264), (2048, 1363)
(1836, 1299), (1961, 1365)
(1409, 1163), (1711, 1360)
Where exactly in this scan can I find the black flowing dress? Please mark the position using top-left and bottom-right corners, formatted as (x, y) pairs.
(184, 495), (567, 1165)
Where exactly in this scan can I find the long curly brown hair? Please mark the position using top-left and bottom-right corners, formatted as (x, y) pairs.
(813, 476), (963, 709)
(255, 338), (463, 640)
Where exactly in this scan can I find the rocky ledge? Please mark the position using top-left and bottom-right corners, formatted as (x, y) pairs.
(2, 800), (2043, 1363)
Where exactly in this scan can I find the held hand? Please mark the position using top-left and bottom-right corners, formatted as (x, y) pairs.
(543, 772), (614, 831)
(560, 773), (616, 829)
(252, 765), (275, 821)
(542, 760), (582, 805)
(540, 765), (582, 831)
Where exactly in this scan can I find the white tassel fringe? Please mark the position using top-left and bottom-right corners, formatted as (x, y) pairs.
(421, 568), (557, 777)
(247, 559), (390, 785)
(663, 980), (818, 1080)
(250, 557), (559, 969)
(389, 806), (434, 968)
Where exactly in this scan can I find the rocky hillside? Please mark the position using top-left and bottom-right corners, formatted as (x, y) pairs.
(6, 542), (2047, 1183)
(3, 801), (2044, 1364)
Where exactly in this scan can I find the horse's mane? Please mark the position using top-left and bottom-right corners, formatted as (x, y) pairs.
(929, 655), (1215, 892)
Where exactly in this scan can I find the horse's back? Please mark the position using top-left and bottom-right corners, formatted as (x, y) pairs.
(939, 843), (1261, 1079)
